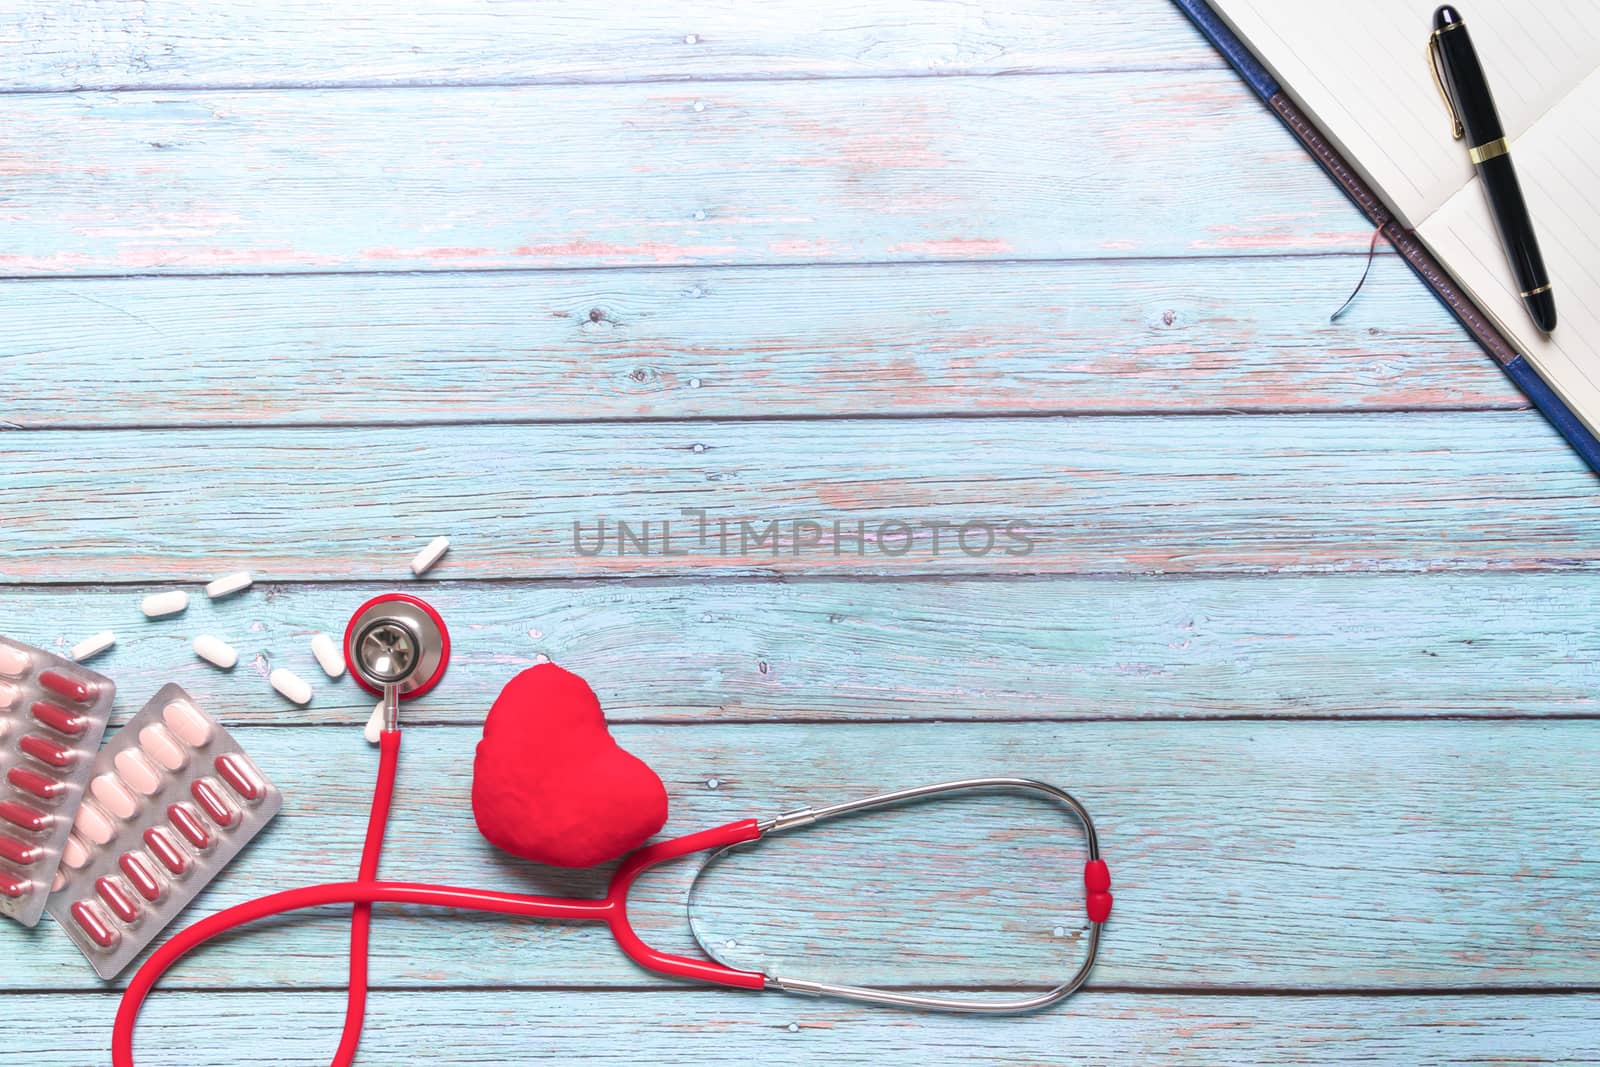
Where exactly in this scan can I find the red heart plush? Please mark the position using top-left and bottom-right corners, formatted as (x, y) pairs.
(472, 663), (668, 868)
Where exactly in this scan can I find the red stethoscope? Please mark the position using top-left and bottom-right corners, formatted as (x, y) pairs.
(111, 593), (1112, 1066)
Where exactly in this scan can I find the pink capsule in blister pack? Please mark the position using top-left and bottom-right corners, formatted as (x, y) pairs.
(0, 636), (117, 927)
(47, 683), (282, 978)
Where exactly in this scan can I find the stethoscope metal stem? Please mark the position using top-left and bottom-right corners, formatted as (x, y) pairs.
(382, 682), (400, 733)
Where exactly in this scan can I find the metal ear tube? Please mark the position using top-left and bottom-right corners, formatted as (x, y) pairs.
(691, 777), (1108, 1014)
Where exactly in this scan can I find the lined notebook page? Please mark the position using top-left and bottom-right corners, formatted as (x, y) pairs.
(1420, 71), (1600, 433)
(1209, 0), (1600, 227)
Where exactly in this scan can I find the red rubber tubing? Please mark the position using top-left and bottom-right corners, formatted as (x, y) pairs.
(111, 732), (765, 1067)
(332, 728), (402, 1066)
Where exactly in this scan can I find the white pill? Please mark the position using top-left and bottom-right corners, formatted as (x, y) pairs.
(141, 590), (190, 618)
(364, 701), (385, 744)
(410, 536), (450, 576)
(71, 631), (115, 661)
(0, 644), (31, 676)
(310, 632), (346, 678)
(269, 668), (313, 705)
(192, 634), (238, 670)
(206, 571), (253, 599)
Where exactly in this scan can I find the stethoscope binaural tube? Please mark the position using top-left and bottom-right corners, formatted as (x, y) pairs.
(692, 777), (1110, 1014)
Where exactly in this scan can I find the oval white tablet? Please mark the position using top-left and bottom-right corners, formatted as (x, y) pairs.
(141, 590), (189, 618)
(364, 701), (385, 744)
(205, 572), (253, 599)
(71, 631), (115, 662)
(192, 634), (238, 670)
(410, 536), (450, 576)
(270, 668), (313, 705)
(62, 834), (90, 869)
(310, 632), (346, 678)
(162, 701), (213, 748)
(0, 645), (30, 677)
(74, 802), (115, 845)
(139, 724), (189, 771)
(114, 749), (163, 796)
(93, 773), (140, 820)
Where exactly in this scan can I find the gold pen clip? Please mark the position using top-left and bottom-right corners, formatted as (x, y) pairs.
(1428, 31), (1465, 140)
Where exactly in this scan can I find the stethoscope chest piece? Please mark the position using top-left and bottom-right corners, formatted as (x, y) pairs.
(344, 593), (451, 700)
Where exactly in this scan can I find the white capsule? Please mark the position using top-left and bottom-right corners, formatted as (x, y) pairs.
(206, 571), (253, 599)
(311, 632), (346, 678)
(269, 668), (312, 705)
(141, 590), (190, 618)
(364, 701), (385, 744)
(410, 536), (450, 576)
(192, 634), (238, 670)
(71, 631), (115, 661)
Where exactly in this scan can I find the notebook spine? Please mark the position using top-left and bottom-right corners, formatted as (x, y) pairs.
(1172, 0), (1279, 97)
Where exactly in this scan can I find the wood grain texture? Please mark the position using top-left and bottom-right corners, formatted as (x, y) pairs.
(2, 574), (1597, 726)
(9, 990), (1600, 1066)
(5, 721), (1596, 991)
(2, 413), (1595, 583)
(0, 0), (1222, 92)
(0, 255), (1516, 429)
(0, 71), (1372, 277)
(1, 0), (1588, 1058)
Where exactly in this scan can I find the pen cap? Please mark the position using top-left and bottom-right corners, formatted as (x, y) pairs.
(1431, 7), (1505, 146)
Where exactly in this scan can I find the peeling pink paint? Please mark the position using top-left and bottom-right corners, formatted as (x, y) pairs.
(114, 247), (346, 268)
(509, 239), (739, 264)
(0, 252), (99, 271)
(366, 245), (494, 261)
(886, 237), (1015, 257)
(768, 238), (841, 258)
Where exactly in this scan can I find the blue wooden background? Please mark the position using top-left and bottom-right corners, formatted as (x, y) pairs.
(2, 1), (1598, 1063)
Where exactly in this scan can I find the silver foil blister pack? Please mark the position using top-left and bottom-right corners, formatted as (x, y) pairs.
(0, 636), (117, 927)
(47, 683), (282, 977)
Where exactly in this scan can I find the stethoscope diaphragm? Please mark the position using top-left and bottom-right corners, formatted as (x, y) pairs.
(342, 593), (451, 699)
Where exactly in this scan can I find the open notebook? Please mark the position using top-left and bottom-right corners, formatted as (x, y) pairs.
(1201, 1), (1600, 447)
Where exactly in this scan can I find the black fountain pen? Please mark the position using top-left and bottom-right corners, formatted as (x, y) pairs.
(1429, 5), (1556, 333)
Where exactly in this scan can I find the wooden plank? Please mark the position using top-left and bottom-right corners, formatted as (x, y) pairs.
(1, 413), (1595, 583)
(0, 255), (1514, 429)
(3, 721), (1596, 991)
(6, 990), (1599, 1066)
(0, 71), (1371, 277)
(0, 0), (1220, 92)
(2, 574), (1597, 726)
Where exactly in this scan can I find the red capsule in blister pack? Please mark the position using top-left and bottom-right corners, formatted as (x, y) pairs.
(0, 637), (116, 928)
(47, 683), (282, 978)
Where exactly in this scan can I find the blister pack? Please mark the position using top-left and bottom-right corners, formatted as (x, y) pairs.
(0, 637), (117, 927)
(47, 683), (282, 977)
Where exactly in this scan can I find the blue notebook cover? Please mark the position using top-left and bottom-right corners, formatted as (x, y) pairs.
(1174, 0), (1600, 476)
